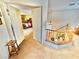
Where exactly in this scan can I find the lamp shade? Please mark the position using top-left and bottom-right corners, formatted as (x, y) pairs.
(74, 27), (79, 35)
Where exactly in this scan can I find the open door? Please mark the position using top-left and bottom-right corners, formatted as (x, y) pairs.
(32, 7), (42, 42)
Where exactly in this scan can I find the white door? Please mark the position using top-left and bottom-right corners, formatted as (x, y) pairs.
(32, 7), (42, 42)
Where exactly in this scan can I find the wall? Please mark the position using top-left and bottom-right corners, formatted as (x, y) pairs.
(0, 0), (48, 58)
(4, 0), (48, 43)
(48, 9), (79, 29)
(7, 6), (24, 44)
(42, 0), (48, 44)
(0, 2), (10, 59)
(48, 2), (79, 48)
(1, 3), (15, 40)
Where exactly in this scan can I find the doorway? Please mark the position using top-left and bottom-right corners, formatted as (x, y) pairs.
(7, 3), (42, 44)
(18, 9), (33, 36)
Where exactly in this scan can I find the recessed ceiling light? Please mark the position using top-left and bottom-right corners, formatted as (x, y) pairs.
(69, 2), (75, 6)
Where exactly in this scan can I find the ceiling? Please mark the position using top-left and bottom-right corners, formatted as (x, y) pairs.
(48, 0), (79, 10)
(7, 2), (41, 14)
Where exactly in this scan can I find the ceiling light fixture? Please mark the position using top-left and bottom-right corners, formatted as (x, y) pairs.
(69, 2), (75, 6)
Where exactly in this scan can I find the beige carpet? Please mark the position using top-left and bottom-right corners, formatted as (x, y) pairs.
(10, 32), (79, 59)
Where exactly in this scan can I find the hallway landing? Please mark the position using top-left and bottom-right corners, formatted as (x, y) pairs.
(10, 32), (79, 59)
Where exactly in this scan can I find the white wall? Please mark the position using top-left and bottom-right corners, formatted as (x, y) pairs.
(7, 6), (24, 45)
(0, 0), (48, 58)
(5, 0), (48, 43)
(1, 3), (15, 40)
(42, 0), (48, 44)
(0, 2), (10, 59)
(48, 0), (79, 11)
(49, 9), (79, 29)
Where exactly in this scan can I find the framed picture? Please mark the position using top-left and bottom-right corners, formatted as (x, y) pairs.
(21, 15), (32, 29)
